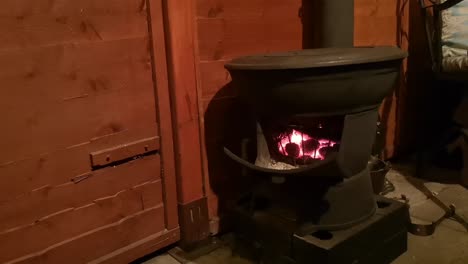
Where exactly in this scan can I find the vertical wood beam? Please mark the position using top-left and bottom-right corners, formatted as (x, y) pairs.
(147, 0), (179, 229)
(159, 0), (209, 245)
(161, 0), (204, 205)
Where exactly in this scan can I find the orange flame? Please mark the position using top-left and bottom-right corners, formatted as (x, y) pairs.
(278, 129), (337, 161)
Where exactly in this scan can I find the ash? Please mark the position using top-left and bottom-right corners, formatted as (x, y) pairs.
(254, 123), (300, 170)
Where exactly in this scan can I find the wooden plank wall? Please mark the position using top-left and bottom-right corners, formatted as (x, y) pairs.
(0, 0), (177, 262)
(194, 0), (409, 232)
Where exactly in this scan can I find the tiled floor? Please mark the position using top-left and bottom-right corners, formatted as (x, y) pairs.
(146, 164), (468, 264)
(386, 165), (468, 264)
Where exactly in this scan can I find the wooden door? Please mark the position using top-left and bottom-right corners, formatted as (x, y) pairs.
(0, 0), (179, 263)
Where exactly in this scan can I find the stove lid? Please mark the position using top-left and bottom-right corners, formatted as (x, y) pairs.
(225, 46), (407, 70)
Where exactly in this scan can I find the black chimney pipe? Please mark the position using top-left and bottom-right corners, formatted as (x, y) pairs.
(302, 0), (354, 48)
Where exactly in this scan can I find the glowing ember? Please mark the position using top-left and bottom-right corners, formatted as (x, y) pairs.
(278, 129), (338, 161)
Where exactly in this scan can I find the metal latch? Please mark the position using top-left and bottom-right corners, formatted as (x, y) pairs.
(90, 136), (159, 168)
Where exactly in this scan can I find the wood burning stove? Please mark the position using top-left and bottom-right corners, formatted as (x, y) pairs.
(223, 47), (409, 264)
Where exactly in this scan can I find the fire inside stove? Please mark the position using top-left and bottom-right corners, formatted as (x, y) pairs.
(277, 129), (338, 161)
(256, 116), (343, 169)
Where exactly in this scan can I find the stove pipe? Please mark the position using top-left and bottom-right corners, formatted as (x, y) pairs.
(303, 0), (354, 48)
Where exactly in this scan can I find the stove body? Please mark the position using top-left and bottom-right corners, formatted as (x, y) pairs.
(224, 47), (409, 264)
(234, 196), (408, 264)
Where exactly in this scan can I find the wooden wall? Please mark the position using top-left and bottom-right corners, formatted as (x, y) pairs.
(193, 0), (410, 232)
(0, 0), (179, 262)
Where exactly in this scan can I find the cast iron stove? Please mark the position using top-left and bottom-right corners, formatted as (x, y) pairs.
(223, 47), (409, 264)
